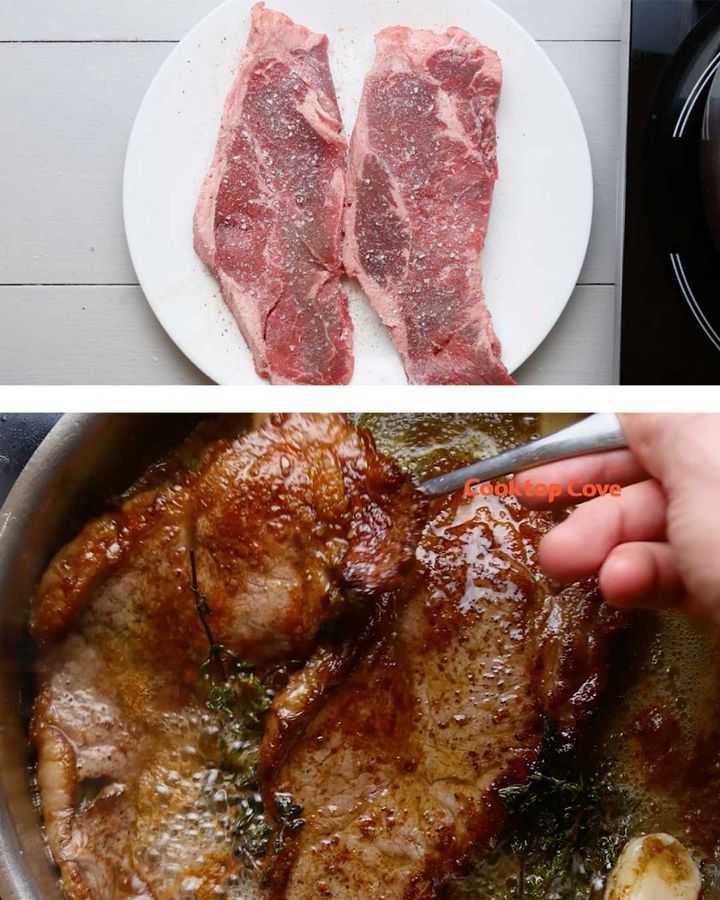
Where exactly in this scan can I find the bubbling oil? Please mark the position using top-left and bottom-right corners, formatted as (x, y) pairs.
(127, 708), (263, 900)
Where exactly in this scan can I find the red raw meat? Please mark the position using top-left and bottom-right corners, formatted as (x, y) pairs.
(344, 26), (513, 385)
(194, 3), (354, 384)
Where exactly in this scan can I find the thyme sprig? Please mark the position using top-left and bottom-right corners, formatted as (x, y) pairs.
(490, 738), (634, 900)
(498, 771), (594, 819)
(274, 792), (305, 842)
(188, 548), (304, 871)
(189, 548), (230, 682)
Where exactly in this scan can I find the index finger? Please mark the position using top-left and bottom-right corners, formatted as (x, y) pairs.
(511, 449), (647, 510)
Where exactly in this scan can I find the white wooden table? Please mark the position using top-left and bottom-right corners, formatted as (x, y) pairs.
(0, 0), (623, 385)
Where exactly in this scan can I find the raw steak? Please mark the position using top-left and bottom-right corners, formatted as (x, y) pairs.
(261, 494), (622, 897)
(194, 4), (353, 385)
(344, 26), (513, 385)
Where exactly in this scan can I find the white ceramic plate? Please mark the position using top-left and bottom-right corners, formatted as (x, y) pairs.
(124, 0), (593, 385)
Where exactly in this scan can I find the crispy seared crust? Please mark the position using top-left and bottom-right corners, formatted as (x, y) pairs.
(31, 485), (192, 646)
(30, 416), (244, 647)
(190, 414), (425, 661)
(32, 414), (423, 655)
(530, 579), (626, 739)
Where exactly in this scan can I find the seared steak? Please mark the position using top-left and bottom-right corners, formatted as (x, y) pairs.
(191, 413), (424, 660)
(261, 494), (622, 898)
(31, 415), (422, 899)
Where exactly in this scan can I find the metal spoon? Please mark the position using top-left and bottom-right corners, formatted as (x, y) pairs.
(419, 414), (628, 497)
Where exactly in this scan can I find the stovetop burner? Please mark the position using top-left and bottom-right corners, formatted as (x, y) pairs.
(621, 0), (720, 383)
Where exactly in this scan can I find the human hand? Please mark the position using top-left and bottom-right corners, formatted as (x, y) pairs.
(513, 414), (720, 621)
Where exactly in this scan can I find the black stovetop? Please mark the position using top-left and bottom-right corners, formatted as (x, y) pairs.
(622, 0), (720, 384)
(0, 415), (61, 506)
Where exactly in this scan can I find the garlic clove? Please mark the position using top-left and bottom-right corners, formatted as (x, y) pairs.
(604, 833), (701, 900)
